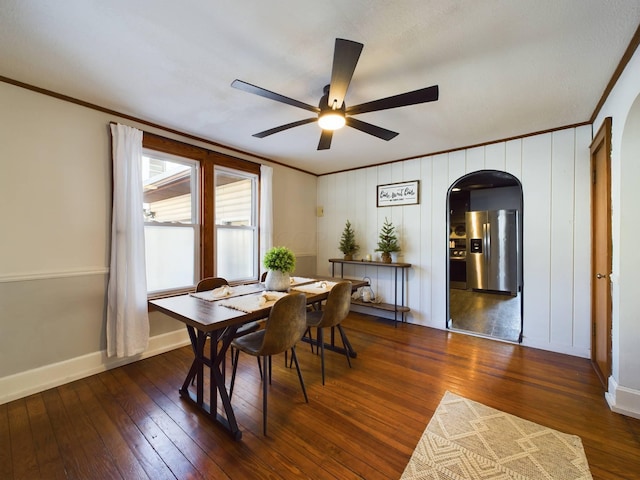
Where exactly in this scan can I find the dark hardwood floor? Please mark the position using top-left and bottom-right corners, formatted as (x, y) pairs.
(2, 312), (639, 479)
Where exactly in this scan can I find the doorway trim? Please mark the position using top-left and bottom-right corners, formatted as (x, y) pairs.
(446, 170), (524, 343)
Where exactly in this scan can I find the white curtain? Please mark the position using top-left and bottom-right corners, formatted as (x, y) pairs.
(107, 124), (149, 357)
(259, 164), (273, 276)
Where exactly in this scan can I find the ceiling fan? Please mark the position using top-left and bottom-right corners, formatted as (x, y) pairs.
(231, 38), (439, 150)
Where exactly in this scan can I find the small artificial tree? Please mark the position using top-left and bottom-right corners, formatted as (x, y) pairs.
(339, 220), (359, 260)
(375, 217), (400, 262)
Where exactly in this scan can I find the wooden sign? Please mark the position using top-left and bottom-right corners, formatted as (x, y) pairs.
(377, 180), (419, 207)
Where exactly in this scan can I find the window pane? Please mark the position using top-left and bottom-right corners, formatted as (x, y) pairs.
(215, 167), (258, 282)
(215, 173), (252, 226)
(142, 155), (194, 223)
(216, 228), (256, 280)
(143, 151), (198, 292)
(145, 225), (195, 291)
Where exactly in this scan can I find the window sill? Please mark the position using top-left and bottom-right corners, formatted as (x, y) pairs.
(147, 287), (194, 311)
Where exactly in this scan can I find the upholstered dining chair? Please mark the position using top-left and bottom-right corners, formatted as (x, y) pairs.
(195, 276), (228, 293)
(305, 280), (353, 385)
(195, 277), (261, 368)
(229, 292), (309, 436)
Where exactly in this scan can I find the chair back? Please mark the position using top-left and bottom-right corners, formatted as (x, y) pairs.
(317, 281), (352, 328)
(258, 293), (307, 356)
(196, 277), (228, 292)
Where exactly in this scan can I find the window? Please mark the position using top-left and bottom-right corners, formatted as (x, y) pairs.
(142, 151), (199, 294)
(215, 167), (258, 282)
(141, 131), (262, 295)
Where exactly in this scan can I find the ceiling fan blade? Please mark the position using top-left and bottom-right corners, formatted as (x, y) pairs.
(346, 85), (439, 116)
(346, 117), (399, 141)
(328, 39), (363, 108)
(317, 130), (333, 150)
(253, 118), (317, 138)
(232, 79), (319, 113)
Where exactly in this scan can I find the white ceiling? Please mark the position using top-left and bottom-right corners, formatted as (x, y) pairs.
(2, 1), (639, 175)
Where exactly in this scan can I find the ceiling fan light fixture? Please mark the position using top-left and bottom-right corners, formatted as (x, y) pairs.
(318, 111), (346, 130)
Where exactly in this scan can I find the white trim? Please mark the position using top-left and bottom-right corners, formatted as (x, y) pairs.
(0, 267), (109, 283)
(0, 329), (189, 406)
(520, 338), (590, 359)
(606, 376), (640, 420)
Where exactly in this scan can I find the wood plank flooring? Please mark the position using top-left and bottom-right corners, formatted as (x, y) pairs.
(2, 312), (639, 479)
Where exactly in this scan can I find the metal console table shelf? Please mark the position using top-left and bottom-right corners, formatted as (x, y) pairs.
(329, 258), (411, 325)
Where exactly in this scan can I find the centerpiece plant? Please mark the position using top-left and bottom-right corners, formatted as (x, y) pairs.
(263, 246), (296, 291)
(375, 217), (401, 263)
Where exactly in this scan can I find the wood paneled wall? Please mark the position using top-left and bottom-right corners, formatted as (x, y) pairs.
(317, 125), (592, 358)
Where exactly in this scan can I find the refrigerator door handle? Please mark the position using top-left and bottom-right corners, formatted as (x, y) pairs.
(484, 222), (490, 263)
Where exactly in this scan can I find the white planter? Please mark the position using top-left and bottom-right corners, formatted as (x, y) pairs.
(264, 270), (290, 291)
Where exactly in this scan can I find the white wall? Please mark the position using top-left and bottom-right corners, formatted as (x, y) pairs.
(0, 81), (316, 404)
(593, 42), (640, 419)
(317, 125), (592, 358)
(271, 164), (318, 275)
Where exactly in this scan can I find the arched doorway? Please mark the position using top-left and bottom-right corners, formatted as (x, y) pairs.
(447, 170), (523, 342)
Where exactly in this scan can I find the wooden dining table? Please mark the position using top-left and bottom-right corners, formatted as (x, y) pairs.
(149, 277), (366, 440)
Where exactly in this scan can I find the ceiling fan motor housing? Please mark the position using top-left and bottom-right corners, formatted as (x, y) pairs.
(318, 84), (346, 130)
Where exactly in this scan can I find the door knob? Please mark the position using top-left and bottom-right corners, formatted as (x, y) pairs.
(596, 273), (606, 279)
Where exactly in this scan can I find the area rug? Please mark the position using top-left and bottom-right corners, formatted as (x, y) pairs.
(401, 391), (592, 479)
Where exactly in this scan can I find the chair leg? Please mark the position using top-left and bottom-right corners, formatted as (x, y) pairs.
(304, 327), (314, 354)
(290, 346), (308, 403)
(257, 356), (262, 378)
(268, 356), (272, 385)
(337, 324), (352, 368)
(318, 327), (326, 385)
(284, 349), (295, 368)
(262, 355), (268, 436)
(288, 348), (296, 368)
(229, 347), (240, 400)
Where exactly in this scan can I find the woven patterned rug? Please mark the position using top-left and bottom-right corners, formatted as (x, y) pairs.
(401, 391), (592, 479)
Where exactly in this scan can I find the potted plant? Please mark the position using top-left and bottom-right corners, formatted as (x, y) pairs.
(375, 217), (401, 263)
(339, 220), (359, 260)
(263, 246), (296, 291)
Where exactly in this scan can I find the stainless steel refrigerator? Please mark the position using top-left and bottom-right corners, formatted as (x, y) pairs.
(465, 209), (519, 295)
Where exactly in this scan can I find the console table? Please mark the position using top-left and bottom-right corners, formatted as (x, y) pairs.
(329, 258), (411, 325)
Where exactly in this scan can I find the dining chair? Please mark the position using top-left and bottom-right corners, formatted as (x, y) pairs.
(195, 277), (261, 370)
(229, 292), (309, 436)
(195, 276), (228, 293)
(305, 280), (353, 385)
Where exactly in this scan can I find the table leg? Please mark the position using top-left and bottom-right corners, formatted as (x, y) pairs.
(180, 326), (206, 401)
(394, 267), (399, 326)
(179, 325), (243, 440)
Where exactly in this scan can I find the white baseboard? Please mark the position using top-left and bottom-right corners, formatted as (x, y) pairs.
(605, 376), (640, 420)
(520, 338), (590, 359)
(0, 329), (190, 406)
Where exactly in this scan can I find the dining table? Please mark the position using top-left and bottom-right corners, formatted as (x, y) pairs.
(148, 276), (366, 440)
